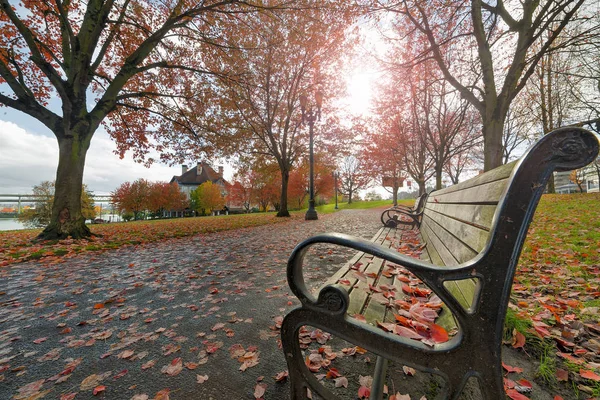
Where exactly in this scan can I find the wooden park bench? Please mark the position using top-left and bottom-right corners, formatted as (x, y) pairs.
(281, 127), (599, 400)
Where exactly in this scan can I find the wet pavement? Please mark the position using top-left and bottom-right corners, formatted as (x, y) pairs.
(0, 209), (383, 400)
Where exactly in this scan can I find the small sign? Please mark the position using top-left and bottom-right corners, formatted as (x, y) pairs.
(382, 177), (404, 188)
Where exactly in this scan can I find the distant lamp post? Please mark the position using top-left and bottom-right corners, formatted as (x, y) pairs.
(300, 90), (323, 220)
(333, 171), (339, 209)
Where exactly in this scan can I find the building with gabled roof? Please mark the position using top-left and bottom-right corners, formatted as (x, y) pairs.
(170, 162), (227, 199)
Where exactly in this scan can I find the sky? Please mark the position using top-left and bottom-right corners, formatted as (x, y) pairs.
(0, 68), (379, 197)
(0, 116), (202, 195)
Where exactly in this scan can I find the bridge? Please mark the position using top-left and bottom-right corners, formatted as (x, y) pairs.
(0, 194), (114, 213)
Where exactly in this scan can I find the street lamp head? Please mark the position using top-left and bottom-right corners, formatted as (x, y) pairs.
(299, 94), (308, 114)
(315, 90), (323, 120)
(315, 90), (323, 109)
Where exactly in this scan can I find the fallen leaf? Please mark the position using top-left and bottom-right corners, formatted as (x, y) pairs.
(93, 385), (106, 395)
(196, 374), (209, 384)
(254, 383), (267, 399)
(580, 369), (600, 382)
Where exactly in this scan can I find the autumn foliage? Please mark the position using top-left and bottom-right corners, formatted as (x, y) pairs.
(111, 180), (187, 220)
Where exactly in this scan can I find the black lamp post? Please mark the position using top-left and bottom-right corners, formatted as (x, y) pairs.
(300, 90), (323, 221)
(333, 171), (339, 209)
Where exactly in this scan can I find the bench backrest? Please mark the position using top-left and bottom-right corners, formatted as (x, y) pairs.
(420, 161), (515, 267)
(419, 128), (599, 324)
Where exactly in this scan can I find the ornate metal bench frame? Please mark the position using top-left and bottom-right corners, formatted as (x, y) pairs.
(281, 128), (599, 400)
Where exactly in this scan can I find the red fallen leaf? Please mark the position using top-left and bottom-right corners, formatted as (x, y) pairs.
(358, 385), (371, 399)
(580, 369), (600, 382)
(65, 301), (77, 307)
(512, 330), (526, 349)
(553, 396), (564, 400)
(352, 314), (366, 322)
(326, 368), (341, 379)
(429, 323), (449, 343)
(338, 279), (351, 285)
(93, 303), (105, 309)
(555, 369), (569, 381)
(60, 393), (77, 400)
(274, 370), (288, 382)
(33, 337), (48, 344)
(113, 369), (128, 380)
(394, 325), (422, 340)
(502, 362), (523, 374)
(516, 378), (532, 388)
(368, 284), (381, 293)
(93, 385), (106, 395)
(506, 389), (530, 400)
(184, 362), (198, 370)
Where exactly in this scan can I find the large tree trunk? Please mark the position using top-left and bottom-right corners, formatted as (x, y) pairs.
(392, 186), (398, 206)
(38, 133), (92, 240)
(277, 168), (290, 217)
(435, 165), (443, 190)
(482, 118), (505, 171)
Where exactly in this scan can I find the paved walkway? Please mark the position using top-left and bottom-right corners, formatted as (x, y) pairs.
(1, 209), (382, 400)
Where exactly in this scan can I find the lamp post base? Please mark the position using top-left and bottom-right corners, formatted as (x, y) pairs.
(305, 209), (318, 220)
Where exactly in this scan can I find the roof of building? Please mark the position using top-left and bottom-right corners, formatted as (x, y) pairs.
(170, 162), (226, 186)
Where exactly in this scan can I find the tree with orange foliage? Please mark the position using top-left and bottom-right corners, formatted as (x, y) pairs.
(0, 1), (282, 239)
(111, 179), (151, 220)
(211, 3), (359, 217)
(147, 182), (187, 218)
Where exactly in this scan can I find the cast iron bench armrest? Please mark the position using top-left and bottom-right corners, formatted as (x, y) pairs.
(287, 232), (474, 322)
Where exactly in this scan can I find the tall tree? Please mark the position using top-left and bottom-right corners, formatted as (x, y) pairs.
(384, 0), (587, 171)
(18, 181), (95, 228)
(364, 123), (407, 206)
(212, 3), (357, 217)
(0, 0), (275, 239)
(338, 155), (371, 204)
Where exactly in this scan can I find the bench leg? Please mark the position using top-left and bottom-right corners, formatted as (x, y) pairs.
(370, 356), (388, 400)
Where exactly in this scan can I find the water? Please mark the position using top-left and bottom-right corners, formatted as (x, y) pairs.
(0, 214), (123, 231)
(0, 218), (27, 231)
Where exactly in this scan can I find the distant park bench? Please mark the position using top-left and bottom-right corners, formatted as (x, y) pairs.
(281, 127), (599, 400)
(379, 191), (429, 229)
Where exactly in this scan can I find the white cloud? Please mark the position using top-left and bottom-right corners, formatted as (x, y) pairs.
(0, 120), (183, 195)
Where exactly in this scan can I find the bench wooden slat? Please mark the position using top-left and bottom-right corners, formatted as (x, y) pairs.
(424, 203), (496, 231)
(361, 258), (392, 322)
(428, 178), (508, 204)
(430, 161), (515, 197)
(422, 210), (487, 256)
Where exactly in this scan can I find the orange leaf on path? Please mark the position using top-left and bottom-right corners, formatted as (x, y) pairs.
(93, 385), (106, 395)
(580, 369), (600, 382)
(502, 362), (523, 374)
(429, 323), (449, 343)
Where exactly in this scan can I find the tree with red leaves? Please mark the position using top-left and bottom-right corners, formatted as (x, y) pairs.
(0, 1), (283, 239)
